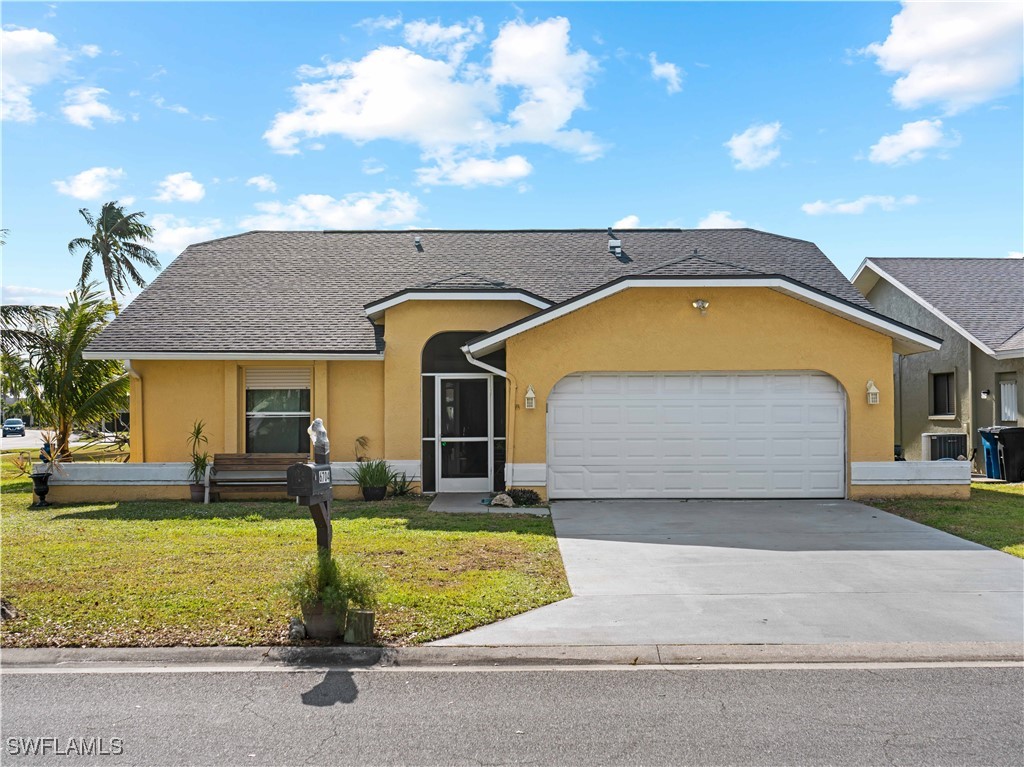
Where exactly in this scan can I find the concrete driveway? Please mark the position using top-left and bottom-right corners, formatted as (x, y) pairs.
(433, 499), (1024, 646)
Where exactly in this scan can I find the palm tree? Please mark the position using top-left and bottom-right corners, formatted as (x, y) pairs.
(68, 202), (161, 315)
(24, 285), (129, 457)
(1, 304), (55, 356)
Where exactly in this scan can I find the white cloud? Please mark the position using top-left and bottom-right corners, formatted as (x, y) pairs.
(697, 211), (747, 229)
(246, 174), (278, 193)
(154, 172), (205, 203)
(725, 122), (782, 170)
(801, 194), (919, 216)
(239, 189), (422, 230)
(80, 44), (101, 58)
(265, 16), (603, 186)
(356, 14), (403, 32)
(61, 85), (123, 128)
(362, 158), (386, 175)
(416, 154), (532, 187)
(403, 17), (484, 65)
(1, 284), (71, 306)
(1009, 251), (1023, 259)
(648, 52), (683, 94)
(53, 166), (125, 200)
(150, 214), (223, 255)
(868, 119), (960, 165)
(152, 94), (215, 121)
(121, 196), (136, 207)
(612, 215), (641, 229)
(1, 26), (72, 121)
(864, 2), (1024, 114)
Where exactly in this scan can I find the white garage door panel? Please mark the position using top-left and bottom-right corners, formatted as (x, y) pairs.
(547, 372), (845, 499)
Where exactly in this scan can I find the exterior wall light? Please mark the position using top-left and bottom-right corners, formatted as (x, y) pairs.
(980, 389), (991, 399)
(524, 385), (537, 410)
(866, 380), (880, 405)
(692, 299), (710, 315)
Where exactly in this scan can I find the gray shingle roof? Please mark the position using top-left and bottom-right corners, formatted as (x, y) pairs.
(868, 258), (1024, 353)
(89, 228), (875, 355)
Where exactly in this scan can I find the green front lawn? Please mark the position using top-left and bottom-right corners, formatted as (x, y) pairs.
(0, 470), (569, 647)
(872, 482), (1024, 558)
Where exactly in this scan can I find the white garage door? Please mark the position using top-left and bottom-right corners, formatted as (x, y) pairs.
(547, 372), (845, 499)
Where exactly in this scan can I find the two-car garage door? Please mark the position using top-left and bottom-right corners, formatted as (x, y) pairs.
(547, 372), (846, 499)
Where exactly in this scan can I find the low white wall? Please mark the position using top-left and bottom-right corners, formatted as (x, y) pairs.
(506, 463), (546, 486)
(850, 461), (971, 486)
(40, 462), (191, 486)
(330, 460), (420, 486)
(41, 460), (422, 487)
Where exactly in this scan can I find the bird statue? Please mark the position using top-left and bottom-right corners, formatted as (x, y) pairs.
(307, 418), (330, 458)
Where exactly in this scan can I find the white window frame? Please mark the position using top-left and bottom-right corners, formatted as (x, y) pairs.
(244, 368), (312, 453)
(1000, 379), (1018, 423)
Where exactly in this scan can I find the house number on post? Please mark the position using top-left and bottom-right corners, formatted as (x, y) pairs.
(286, 418), (334, 553)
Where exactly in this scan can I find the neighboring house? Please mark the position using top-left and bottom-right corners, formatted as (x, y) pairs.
(66, 228), (962, 502)
(853, 258), (1024, 463)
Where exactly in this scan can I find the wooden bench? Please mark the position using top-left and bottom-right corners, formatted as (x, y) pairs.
(205, 453), (309, 503)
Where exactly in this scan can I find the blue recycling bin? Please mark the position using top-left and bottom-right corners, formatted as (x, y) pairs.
(978, 427), (1003, 479)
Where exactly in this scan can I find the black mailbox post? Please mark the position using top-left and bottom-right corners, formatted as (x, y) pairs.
(289, 419), (334, 552)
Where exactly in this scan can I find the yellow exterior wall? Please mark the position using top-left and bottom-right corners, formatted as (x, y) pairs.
(131, 359), (385, 463)
(380, 300), (538, 461)
(504, 287), (896, 478)
(849, 485), (971, 500)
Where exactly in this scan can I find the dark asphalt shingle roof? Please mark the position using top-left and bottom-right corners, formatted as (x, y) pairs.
(868, 258), (1024, 353)
(90, 229), (874, 355)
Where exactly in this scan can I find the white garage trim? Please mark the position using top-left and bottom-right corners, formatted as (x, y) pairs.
(546, 372), (847, 500)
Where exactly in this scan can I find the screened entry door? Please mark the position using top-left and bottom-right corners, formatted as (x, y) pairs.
(437, 376), (492, 492)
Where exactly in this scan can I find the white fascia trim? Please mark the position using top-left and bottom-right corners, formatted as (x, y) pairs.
(857, 260), (999, 357)
(993, 348), (1024, 360)
(364, 291), (551, 321)
(82, 351), (384, 361)
(465, 278), (941, 357)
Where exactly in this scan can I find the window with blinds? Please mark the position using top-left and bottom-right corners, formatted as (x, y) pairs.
(245, 368), (311, 453)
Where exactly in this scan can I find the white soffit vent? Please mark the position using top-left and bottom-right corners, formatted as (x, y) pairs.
(245, 367), (312, 390)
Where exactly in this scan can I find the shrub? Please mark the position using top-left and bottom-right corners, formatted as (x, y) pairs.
(389, 471), (415, 496)
(284, 552), (382, 614)
(507, 488), (542, 507)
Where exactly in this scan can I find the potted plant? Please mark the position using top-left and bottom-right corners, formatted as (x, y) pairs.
(339, 563), (382, 645)
(285, 552), (349, 641)
(186, 419), (211, 503)
(347, 459), (396, 501)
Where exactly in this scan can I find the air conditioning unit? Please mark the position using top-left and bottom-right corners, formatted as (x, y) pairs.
(927, 433), (967, 460)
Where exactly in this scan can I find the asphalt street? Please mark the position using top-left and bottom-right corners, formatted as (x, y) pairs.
(2, 663), (1021, 766)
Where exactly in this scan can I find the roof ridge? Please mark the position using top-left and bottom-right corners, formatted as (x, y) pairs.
(638, 253), (766, 276)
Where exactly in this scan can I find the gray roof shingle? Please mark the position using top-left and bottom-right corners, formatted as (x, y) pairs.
(868, 257), (1024, 352)
(89, 228), (876, 355)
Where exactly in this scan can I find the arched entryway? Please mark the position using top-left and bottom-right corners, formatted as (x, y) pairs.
(421, 332), (506, 493)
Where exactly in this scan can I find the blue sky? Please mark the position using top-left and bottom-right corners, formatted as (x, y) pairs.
(2, 1), (1022, 306)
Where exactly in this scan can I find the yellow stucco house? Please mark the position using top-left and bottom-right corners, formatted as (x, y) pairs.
(68, 228), (969, 503)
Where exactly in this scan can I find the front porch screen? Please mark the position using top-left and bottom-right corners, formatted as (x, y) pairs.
(245, 368), (311, 453)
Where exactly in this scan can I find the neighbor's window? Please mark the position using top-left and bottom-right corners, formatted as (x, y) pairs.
(931, 372), (955, 416)
(245, 368), (311, 453)
(1000, 379), (1018, 422)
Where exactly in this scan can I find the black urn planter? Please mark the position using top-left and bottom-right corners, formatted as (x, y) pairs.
(30, 472), (52, 507)
(361, 486), (387, 502)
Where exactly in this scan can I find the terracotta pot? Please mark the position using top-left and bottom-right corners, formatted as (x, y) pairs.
(189, 483), (205, 503)
(301, 602), (345, 641)
(362, 486), (387, 502)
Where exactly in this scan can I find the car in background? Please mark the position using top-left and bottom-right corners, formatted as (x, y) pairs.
(3, 418), (26, 437)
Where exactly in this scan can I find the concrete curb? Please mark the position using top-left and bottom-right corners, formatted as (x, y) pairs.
(3, 641), (1021, 669)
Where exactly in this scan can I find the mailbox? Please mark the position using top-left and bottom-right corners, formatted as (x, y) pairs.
(287, 462), (333, 506)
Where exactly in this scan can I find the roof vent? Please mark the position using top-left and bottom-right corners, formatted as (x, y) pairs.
(414, 235), (423, 251)
(608, 237), (622, 255)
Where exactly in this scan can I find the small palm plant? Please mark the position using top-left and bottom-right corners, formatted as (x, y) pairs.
(186, 419), (211, 501)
